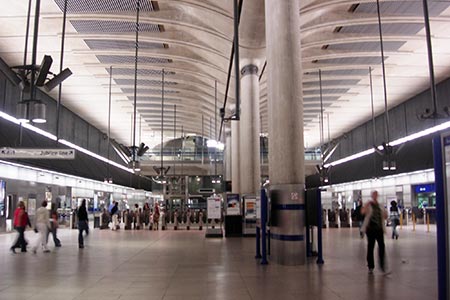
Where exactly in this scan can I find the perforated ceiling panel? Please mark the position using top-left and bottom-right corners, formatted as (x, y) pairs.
(85, 39), (167, 50)
(53, 0), (157, 14)
(327, 41), (406, 52)
(121, 88), (179, 94)
(70, 20), (162, 33)
(127, 96), (181, 101)
(115, 79), (178, 86)
(303, 96), (341, 102)
(303, 79), (360, 88)
(305, 69), (369, 76)
(96, 55), (172, 64)
(107, 68), (175, 76)
(304, 88), (350, 95)
(354, 1), (450, 17)
(340, 23), (423, 35)
(315, 56), (386, 65)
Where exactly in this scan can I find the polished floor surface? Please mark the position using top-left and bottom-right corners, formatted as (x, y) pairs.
(0, 224), (437, 300)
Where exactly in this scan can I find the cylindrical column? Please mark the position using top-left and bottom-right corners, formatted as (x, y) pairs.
(265, 0), (305, 265)
(239, 64), (261, 195)
(231, 113), (240, 194)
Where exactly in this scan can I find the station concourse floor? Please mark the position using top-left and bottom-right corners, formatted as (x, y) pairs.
(0, 225), (437, 300)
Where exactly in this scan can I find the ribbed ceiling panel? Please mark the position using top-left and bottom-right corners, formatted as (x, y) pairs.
(315, 56), (385, 65)
(127, 96), (181, 101)
(70, 20), (162, 33)
(355, 1), (450, 17)
(305, 69), (369, 76)
(327, 41), (406, 52)
(107, 68), (175, 76)
(303, 79), (360, 88)
(121, 88), (179, 94)
(54, 0), (157, 14)
(115, 79), (178, 86)
(340, 23), (423, 35)
(304, 88), (350, 95)
(85, 39), (167, 50)
(96, 55), (172, 64)
(303, 96), (341, 102)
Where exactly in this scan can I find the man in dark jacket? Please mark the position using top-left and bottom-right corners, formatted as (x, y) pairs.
(77, 199), (89, 248)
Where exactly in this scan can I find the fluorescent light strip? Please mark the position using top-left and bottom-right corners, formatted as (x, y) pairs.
(326, 120), (450, 168)
(112, 145), (131, 164)
(0, 110), (134, 174)
(0, 159), (137, 192)
(59, 139), (133, 173)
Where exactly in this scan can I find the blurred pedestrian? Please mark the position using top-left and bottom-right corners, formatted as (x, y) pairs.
(111, 201), (119, 231)
(32, 201), (51, 254)
(361, 191), (389, 274)
(390, 200), (400, 240)
(10, 201), (31, 253)
(48, 203), (61, 247)
(77, 199), (89, 248)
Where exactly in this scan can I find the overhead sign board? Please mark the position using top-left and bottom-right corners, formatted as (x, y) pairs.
(0, 148), (75, 160)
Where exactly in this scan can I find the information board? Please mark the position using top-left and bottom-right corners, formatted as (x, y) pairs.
(244, 197), (256, 219)
(0, 148), (75, 159)
(207, 196), (222, 219)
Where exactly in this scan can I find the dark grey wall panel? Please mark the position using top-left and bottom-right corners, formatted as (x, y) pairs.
(0, 60), (125, 172)
(88, 124), (101, 154)
(351, 124), (367, 153)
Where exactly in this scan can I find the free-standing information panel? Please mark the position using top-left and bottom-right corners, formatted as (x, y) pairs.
(434, 134), (450, 300)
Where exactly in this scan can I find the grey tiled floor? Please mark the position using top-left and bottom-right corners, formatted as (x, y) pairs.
(0, 224), (437, 300)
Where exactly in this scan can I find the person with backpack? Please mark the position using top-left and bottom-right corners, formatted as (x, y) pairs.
(361, 190), (389, 274)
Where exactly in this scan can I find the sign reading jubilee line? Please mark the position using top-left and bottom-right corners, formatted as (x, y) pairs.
(0, 148), (76, 160)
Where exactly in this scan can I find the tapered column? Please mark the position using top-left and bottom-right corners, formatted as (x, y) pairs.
(265, 0), (305, 265)
(239, 65), (261, 195)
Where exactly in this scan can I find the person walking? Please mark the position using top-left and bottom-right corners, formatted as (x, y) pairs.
(361, 191), (389, 274)
(355, 199), (365, 238)
(390, 200), (400, 240)
(77, 199), (89, 248)
(32, 201), (51, 254)
(10, 201), (31, 253)
(48, 203), (61, 247)
(111, 201), (119, 231)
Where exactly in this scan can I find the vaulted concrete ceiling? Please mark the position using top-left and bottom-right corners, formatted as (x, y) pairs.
(1, 0), (450, 151)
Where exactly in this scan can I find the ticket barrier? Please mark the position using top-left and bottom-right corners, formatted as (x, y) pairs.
(328, 209), (338, 228)
(339, 209), (351, 227)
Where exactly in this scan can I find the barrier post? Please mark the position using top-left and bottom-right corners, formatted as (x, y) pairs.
(412, 213), (416, 232)
(427, 211), (430, 233)
(316, 188), (324, 265)
(260, 188), (268, 265)
(400, 210), (403, 230)
(255, 226), (261, 259)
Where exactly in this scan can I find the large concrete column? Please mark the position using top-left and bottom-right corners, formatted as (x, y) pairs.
(265, 0), (305, 265)
(239, 65), (261, 195)
(231, 115), (240, 194)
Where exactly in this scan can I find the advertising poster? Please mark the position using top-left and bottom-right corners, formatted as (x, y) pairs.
(28, 198), (36, 216)
(245, 198), (256, 219)
(226, 194), (240, 215)
(207, 196), (222, 219)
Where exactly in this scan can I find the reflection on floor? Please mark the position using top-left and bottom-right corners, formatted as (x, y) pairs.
(0, 224), (437, 300)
